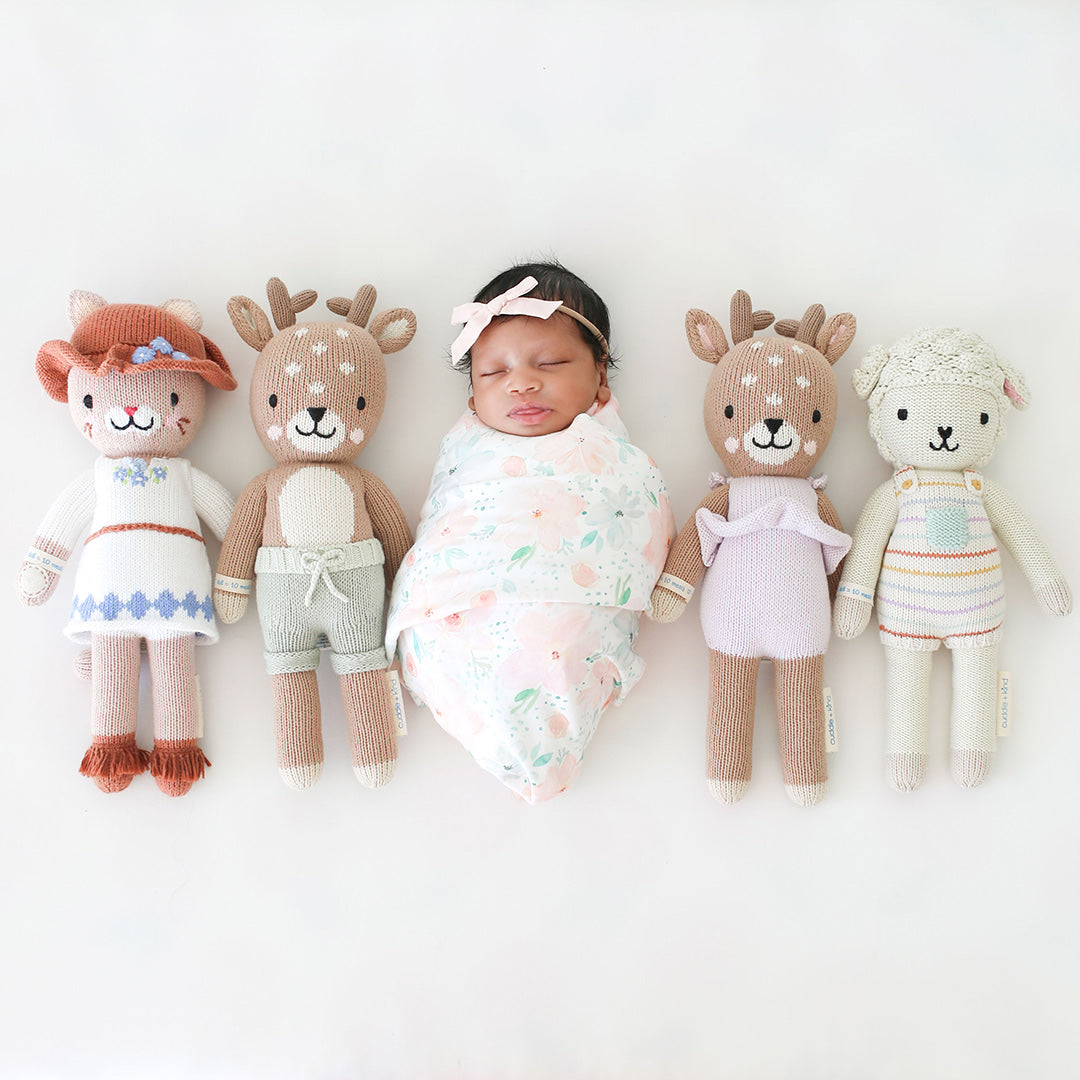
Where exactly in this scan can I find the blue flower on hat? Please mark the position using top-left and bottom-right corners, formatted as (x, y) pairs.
(133, 337), (190, 364)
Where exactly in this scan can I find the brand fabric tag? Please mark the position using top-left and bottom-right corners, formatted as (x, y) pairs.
(823, 686), (838, 753)
(388, 669), (407, 736)
(997, 671), (1012, 736)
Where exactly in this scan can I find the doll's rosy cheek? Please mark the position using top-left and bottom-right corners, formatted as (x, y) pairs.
(267, 425), (283, 441)
(724, 437), (739, 453)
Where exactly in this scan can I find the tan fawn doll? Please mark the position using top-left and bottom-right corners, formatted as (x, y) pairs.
(651, 291), (855, 806)
(214, 278), (416, 789)
(16, 292), (237, 795)
(833, 328), (1071, 791)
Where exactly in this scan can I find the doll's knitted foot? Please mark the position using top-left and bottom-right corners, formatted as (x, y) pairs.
(951, 747), (993, 788)
(149, 739), (210, 797)
(354, 759), (397, 788)
(280, 762), (323, 789)
(785, 780), (828, 807)
(707, 777), (749, 804)
(80, 734), (149, 792)
(887, 752), (927, 792)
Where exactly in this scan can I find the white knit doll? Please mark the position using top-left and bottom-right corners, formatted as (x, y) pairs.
(15, 292), (237, 795)
(833, 328), (1072, 791)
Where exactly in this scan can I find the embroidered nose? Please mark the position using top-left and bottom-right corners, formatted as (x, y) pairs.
(938, 425), (953, 440)
(307, 407), (327, 424)
(124, 406), (138, 416)
(764, 418), (783, 435)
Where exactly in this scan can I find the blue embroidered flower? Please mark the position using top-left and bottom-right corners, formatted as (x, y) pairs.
(113, 464), (132, 484)
(151, 465), (168, 483)
(173, 350), (189, 361)
(149, 336), (173, 355)
(132, 346), (156, 364)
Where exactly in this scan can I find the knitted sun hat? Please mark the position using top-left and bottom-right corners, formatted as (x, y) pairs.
(36, 294), (236, 403)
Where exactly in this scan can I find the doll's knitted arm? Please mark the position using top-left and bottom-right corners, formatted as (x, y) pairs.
(815, 491), (845, 603)
(213, 474), (268, 623)
(359, 468), (413, 588)
(982, 478), (1072, 615)
(649, 485), (729, 623)
(833, 480), (897, 639)
(190, 466), (235, 542)
(16, 470), (95, 607)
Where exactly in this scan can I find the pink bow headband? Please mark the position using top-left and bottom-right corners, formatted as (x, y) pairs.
(449, 275), (609, 364)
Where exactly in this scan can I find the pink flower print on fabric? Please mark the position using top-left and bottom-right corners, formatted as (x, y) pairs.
(643, 501), (674, 574)
(533, 426), (618, 476)
(499, 487), (587, 554)
(515, 753), (582, 804)
(426, 505), (479, 551)
(498, 606), (593, 695)
(502, 455), (527, 477)
(578, 657), (622, 716)
(572, 562), (598, 588)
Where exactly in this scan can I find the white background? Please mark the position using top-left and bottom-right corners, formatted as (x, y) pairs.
(2, 2), (1078, 1077)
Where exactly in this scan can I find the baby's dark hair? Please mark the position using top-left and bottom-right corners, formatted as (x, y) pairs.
(453, 260), (615, 372)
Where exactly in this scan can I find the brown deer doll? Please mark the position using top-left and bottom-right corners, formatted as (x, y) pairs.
(215, 278), (416, 789)
(651, 291), (855, 805)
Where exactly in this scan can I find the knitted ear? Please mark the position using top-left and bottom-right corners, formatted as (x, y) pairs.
(852, 344), (890, 399)
(67, 290), (107, 328)
(816, 313), (857, 364)
(685, 308), (729, 364)
(370, 308), (417, 354)
(226, 296), (275, 351)
(1000, 360), (1030, 410)
(160, 298), (203, 331)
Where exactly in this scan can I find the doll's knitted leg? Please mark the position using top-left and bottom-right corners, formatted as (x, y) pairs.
(706, 650), (759, 804)
(950, 644), (997, 788)
(340, 669), (397, 788)
(81, 632), (147, 793)
(884, 644), (934, 792)
(271, 670), (323, 789)
(146, 633), (209, 797)
(775, 654), (828, 806)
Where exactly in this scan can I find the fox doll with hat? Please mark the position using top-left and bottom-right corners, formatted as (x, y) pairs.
(16, 291), (237, 795)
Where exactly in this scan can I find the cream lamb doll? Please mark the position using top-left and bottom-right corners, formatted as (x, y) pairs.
(16, 292), (236, 795)
(833, 328), (1071, 791)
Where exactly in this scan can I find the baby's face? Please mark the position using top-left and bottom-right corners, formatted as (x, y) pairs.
(468, 313), (607, 437)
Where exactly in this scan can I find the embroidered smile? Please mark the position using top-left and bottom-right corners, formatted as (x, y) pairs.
(110, 415), (155, 432)
(929, 426), (958, 452)
(295, 408), (337, 439)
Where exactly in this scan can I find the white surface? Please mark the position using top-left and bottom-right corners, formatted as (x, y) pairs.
(2, 3), (1078, 1077)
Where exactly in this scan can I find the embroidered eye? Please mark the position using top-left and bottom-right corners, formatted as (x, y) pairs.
(82, 394), (93, 409)
(170, 392), (179, 407)
(897, 408), (908, 420)
(724, 405), (734, 419)
(812, 409), (821, 423)
(268, 394), (278, 408)
(356, 396), (366, 411)
(980, 412), (989, 425)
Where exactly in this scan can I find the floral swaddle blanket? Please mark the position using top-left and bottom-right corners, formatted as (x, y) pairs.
(385, 397), (674, 802)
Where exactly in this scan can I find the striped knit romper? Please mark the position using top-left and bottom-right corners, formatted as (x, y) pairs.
(876, 467), (1005, 651)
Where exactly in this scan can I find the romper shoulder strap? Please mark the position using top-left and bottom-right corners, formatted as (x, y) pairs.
(963, 469), (984, 494)
(893, 466), (919, 495)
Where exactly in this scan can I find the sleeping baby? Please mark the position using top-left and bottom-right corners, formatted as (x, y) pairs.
(385, 262), (673, 802)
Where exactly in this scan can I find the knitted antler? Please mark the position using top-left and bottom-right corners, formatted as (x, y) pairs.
(775, 304), (826, 345)
(326, 285), (377, 328)
(266, 277), (318, 331)
(729, 290), (775, 344)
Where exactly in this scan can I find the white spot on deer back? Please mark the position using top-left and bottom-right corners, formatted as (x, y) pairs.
(312, 341), (328, 356)
(279, 467), (354, 546)
(285, 362), (301, 377)
(768, 354), (784, 367)
(339, 362), (355, 375)
(294, 327), (309, 338)
(750, 341), (764, 351)
(765, 393), (782, 406)
(309, 382), (326, 395)
(741, 373), (758, 386)
(792, 345), (804, 354)
(336, 328), (350, 338)
(796, 375), (811, 388)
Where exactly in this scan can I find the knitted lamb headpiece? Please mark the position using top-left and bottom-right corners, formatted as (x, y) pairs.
(852, 327), (1029, 468)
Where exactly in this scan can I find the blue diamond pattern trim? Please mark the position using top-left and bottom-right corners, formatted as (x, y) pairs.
(69, 591), (215, 624)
